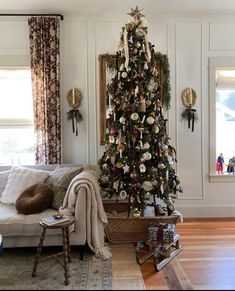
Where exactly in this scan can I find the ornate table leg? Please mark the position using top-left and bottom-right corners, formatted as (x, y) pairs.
(32, 227), (46, 277)
(62, 227), (69, 285)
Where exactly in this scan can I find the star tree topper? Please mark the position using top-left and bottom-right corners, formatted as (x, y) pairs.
(127, 6), (145, 20)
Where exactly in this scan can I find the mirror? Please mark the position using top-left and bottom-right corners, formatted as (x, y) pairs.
(98, 53), (167, 145)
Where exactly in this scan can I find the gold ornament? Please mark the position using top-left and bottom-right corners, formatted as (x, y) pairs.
(116, 161), (124, 168)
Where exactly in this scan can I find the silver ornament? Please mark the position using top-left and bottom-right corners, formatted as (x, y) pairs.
(142, 181), (153, 191)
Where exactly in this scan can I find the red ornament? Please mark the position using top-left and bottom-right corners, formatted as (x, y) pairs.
(132, 129), (139, 137)
(110, 128), (116, 135)
(130, 172), (138, 180)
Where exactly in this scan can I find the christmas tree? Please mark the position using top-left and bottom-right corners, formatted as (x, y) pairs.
(98, 7), (182, 217)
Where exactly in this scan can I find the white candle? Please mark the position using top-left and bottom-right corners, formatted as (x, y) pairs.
(72, 88), (75, 105)
(189, 88), (193, 106)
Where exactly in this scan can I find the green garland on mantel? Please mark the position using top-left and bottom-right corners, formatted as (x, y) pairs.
(103, 52), (171, 110)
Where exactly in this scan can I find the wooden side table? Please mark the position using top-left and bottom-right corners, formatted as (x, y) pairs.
(32, 216), (75, 285)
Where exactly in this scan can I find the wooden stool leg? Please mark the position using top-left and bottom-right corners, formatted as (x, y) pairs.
(62, 227), (69, 285)
(65, 226), (71, 263)
(32, 227), (46, 277)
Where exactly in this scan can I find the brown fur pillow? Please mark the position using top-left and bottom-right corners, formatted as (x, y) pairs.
(15, 183), (54, 215)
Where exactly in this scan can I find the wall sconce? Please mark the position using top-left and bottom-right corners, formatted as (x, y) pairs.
(181, 87), (198, 132)
(67, 88), (83, 136)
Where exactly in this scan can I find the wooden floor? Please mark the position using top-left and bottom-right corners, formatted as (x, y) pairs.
(141, 218), (235, 290)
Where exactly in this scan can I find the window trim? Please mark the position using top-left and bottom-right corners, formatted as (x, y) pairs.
(209, 57), (235, 182)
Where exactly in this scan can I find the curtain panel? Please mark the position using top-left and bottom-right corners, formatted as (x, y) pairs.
(28, 16), (61, 164)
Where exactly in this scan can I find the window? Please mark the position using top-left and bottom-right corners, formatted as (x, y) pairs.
(209, 57), (235, 181)
(0, 68), (34, 165)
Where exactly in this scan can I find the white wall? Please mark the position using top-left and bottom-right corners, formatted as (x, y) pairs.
(1, 14), (235, 217)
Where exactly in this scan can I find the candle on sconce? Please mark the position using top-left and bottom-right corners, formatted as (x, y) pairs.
(72, 88), (76, 105)
(189, 88), (193, 106)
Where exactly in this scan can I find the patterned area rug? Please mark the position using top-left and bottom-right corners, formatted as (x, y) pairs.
(0, 246), (112, 290)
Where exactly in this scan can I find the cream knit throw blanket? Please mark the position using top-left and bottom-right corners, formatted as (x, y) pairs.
(59, 170), (111, 260)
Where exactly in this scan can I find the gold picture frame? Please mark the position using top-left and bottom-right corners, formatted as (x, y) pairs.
(98, 53), (166, 145)
(99, 54), (116, 145)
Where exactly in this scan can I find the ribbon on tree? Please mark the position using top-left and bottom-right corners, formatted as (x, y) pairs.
(123, 28), (129, 69)
(140, 27), (151, 62)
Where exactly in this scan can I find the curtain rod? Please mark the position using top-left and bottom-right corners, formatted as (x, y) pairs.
(0, 13), (64, 20)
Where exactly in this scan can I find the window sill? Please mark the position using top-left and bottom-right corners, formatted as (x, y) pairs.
(209, 173), (235, 183)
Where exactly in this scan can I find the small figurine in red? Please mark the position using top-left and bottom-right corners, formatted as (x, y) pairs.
(216, 153), (224, 174)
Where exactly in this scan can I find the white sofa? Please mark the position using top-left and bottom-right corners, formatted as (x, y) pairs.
(0, 164), (100, 249)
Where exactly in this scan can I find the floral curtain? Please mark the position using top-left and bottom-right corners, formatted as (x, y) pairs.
(28, 16), (61, 164)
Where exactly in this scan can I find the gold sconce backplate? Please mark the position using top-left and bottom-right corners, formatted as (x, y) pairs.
(181, 87), (197, 108)
(67, 88), (82, 109)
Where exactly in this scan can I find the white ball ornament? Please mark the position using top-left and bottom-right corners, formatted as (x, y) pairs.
(146, 116), (155, 125)
(143, 142), (150, 149)
(119, 116), (126, 124)
(143, 152), (152, 161)
(122, 71), (128, 78)
(119, 190), (127, 200)
(131, 112), (139, 121)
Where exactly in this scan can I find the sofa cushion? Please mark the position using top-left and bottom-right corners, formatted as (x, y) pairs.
(0, 170), (10, 199)
(0, 166), (50, 205)
(46, 166), (84, 210)
(15, 183), (54, 215)
(0, 203), (66, 236)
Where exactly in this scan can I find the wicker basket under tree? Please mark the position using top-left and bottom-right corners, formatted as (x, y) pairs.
(99, 7), (183, 243)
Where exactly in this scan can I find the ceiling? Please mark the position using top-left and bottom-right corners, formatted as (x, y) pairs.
(1, 0), (235, 17)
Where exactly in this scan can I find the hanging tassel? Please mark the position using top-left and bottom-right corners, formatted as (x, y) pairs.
(191, 109), (196, 132)
(192, 111), (195, 132)
(187, 109), (191, 129)
(72, 115), (75, 133)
